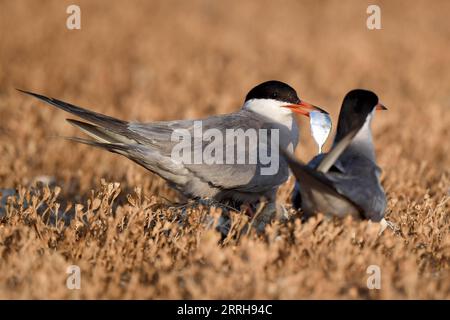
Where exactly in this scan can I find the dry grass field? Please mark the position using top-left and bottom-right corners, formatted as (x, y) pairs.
(0, 0), (449, 299)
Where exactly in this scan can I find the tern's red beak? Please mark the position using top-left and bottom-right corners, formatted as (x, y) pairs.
(376, 103), (388, 111)
(282, 101), (329, 117)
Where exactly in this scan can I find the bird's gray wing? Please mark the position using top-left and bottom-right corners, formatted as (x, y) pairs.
(316, 127), (360, 173)
(282, 150), (359, 209)
(21, 90), (289, 196)
(282, 151), (349, 197)
(130, 110), (291, 193)
(285, 149), (386, 221)
(19, 90), (192, 186)
(324, 157), (386, 221)
(307, 153), (346, 173)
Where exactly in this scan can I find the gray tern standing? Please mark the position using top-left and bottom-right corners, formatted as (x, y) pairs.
(284, 89), (387, 221)
(19, 81), (330, 213)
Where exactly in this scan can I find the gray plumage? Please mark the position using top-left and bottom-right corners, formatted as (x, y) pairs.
(18, 81), (326, 209)
(286, 89), (387, 221)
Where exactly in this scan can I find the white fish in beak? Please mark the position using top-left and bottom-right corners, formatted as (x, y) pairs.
(309, 110), (332, 153)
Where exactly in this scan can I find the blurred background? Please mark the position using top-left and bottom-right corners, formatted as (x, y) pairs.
(0, 0), (449, 299)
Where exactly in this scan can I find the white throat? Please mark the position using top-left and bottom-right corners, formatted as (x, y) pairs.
(351, 110), (376, 159)
(353, 111), (374, 143)
(242, 99), (294, 126)
(242, 98), (298, 150)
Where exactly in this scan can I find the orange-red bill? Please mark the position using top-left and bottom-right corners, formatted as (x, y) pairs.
(376, 103), (387, 111)
(282, 101), (329, 117)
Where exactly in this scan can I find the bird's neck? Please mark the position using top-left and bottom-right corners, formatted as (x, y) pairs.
(242, 99), (292, 124)
(242, 99), (299, 150)
(338, 115), (376, 161)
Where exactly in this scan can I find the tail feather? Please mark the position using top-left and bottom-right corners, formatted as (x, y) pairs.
(64, 136), (131, 155)
(17, 89), (134, 133)
(282, 149), (363, 216)
(66, 119), (135, 144)
(18, 89), (186, 183)
(281, 150), (325, 185)
(281, 149), (343, 199)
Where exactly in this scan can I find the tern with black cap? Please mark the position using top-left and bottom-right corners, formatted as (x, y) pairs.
(283, 89), (387, 221)
(18, 81), (330, 213)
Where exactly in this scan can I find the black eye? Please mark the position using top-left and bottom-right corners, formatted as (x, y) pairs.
(272, 92), (278, 98)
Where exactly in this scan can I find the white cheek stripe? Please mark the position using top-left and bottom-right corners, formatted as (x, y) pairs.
(242, 98), (293, 123)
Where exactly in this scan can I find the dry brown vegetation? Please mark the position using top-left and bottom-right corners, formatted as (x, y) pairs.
(0, 0), (449, 299)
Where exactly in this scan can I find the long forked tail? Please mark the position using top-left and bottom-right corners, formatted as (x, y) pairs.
(17, 89), (126, 128)
(66, 118), (135, 144)
(64, 136), (132, 156)
(17, 89), (142, 144)
(18, 89), (178, 182)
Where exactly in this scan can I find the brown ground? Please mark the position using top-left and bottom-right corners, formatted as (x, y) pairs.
(0, 0), (449, 299)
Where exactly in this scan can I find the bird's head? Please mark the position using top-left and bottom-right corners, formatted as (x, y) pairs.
(335, 89), (387, 141)
(243, 80), (328, 121)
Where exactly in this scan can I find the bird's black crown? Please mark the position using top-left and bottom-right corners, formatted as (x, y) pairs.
(335, 89), (379, 141)
(245, 80), (300, 104)
(342, 89), (379, 115)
